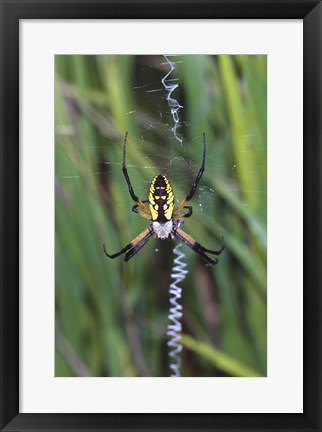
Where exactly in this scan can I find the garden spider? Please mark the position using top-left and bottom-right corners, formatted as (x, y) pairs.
(103, 132), (225, 265)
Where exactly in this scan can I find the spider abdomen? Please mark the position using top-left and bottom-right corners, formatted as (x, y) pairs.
(149, 174), (174, 222)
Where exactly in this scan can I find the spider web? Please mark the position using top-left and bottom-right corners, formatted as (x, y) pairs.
(110, 56), (219, 216)
(57, 55), (267, 215)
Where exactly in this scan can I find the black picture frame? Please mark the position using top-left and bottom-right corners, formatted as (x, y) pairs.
(1, 1), (321, 431)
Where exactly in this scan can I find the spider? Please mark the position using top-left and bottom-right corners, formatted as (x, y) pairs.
(103, 132), (225, 265)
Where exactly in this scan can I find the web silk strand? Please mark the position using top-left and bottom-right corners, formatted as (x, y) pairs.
(162, 55), (188, 377)
(167, 244), (188, 377)
(161, 55), (183, 144)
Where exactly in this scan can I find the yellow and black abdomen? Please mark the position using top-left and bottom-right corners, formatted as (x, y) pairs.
(149, 175), (174, 222)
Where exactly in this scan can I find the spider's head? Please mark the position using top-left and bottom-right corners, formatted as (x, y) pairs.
(149, 174), (174, 222)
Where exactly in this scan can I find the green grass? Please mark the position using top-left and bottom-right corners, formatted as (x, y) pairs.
(55, 55), (267, 377)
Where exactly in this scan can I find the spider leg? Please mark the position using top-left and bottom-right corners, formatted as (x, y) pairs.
(173, 133), (206, 213)
(103, 242), (131, 259)
(173, 205), (193, 220)
(103, 226), (153, 261)
(132, 200), (151, 220)
(124, 228), (154, 262)
(132, 205), (151, 221)
(174, 227), (224, 265)
(121, 132), (150, 213)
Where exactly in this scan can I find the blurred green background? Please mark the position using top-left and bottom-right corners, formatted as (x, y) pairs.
(55, 55), (267, 377)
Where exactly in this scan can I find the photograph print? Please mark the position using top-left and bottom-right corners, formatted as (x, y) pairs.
(55, 54), (267, 378)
